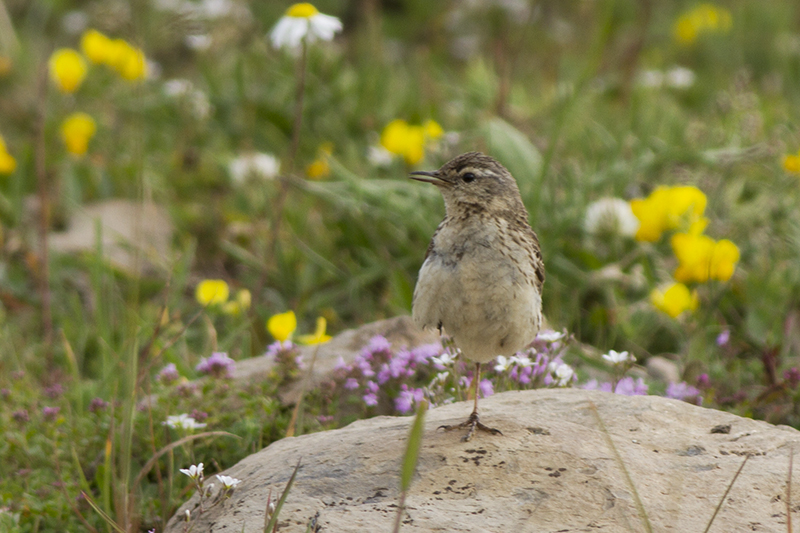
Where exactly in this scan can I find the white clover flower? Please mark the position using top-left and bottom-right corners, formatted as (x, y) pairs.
(216, 474), (242, 489)
(536, 330), (565, 343)
(270, 3), (343, 50)
(494, 355), (511, 372)
(179, 463), (204, 481)
(164, 414), (207, 431)
(554, 364), (574, 387)
(228, 153), (280, 184)
(602, 350), (635, 365)
(584, 198), (639, 238)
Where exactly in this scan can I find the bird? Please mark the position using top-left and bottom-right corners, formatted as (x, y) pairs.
(410, 151), (545, 442)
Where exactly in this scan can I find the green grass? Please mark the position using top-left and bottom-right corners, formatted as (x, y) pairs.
(2, 0), (800, 530)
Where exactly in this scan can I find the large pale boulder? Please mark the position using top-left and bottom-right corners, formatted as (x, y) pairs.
(166, 389), (799, 532)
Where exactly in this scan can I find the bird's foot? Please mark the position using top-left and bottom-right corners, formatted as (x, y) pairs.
(438, 411), (502, 442)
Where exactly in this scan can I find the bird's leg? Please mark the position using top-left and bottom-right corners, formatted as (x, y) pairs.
(439, 362), (502, 442)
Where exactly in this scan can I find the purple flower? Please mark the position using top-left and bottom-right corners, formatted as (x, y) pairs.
(363, 393), (378, 406)
(317, 415), (334, 424)
(196, 352), (235, 378)
(265, 340), (296, 358)
(1, 388), (9, 400)
(666, 381), (701, 402)
(696, 373), (710, 388)
(479, 379), (494, 398)
(44, 384), (64, 398)
(42, 406), (60, 421)
(344, 378), (359, 390)
(158, 363), (180, 384)
(190, 409), (208, 422)
(395, 389), (414, 414)
(89, 397), (109, 412)
(716, 329), (730, 347)
(366, 380), (379, 394)
(785, 368), (800, 389)
(364, 335), (391, 355)
(582, 379), (614, 393)
(13, 409), (29, 423)
(410, 343), (443, 364)
(614, 377), (648, 396)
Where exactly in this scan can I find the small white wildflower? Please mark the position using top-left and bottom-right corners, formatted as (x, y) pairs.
(367, 145), (393, 167)
(185, 34), (212, 51)
(665, 66), (696, 89)
(432, 371), (449, 385)
(637, 69), (664, 88)
(216, 474), (242, 489)
(184, 509), (191, 521)
(179, 463), (204, 481)
(431, 352), (457, 366)
(270, 3), (343, 50)
(602, 350), (634, 365)
(510, 355), (533, 368)
(494, 355), (511, 372)
(554, 364), (574, 387)
(584, 198), (639, 238)
(536, 330), (565, 343)
(228, 153), (280, 184)
(165, 414), (207, 431)
(164, 79), (193, 97)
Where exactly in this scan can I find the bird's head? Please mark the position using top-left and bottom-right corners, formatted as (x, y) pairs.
(410, 152), (525, 216)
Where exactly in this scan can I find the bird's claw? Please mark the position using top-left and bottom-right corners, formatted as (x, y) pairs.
(438, 412), (502, 442)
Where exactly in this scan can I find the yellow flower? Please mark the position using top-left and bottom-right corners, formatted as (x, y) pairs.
(423, 120), (444, 140)
(305, 142), (333, 180)
(80, 29), (114, 64)
(195, 279), (230, 306)
(222, 289), (252, 315)
(287, 3), (318, 17)
(108, 39), (146, 81)
(650, 282), (698, 318)
(673, 4), (732, 46)
(0, 135), (16, 175)
(783, 152), (800, 173)
(298, 317), (332, 345)
(48, 49), (87, 93)
(379, 119), (445, 166)
(60, 113), (97, 156)
(267, 311), (297, 342)
(671, 233), (740, 283)
(630, 185), (707, 242)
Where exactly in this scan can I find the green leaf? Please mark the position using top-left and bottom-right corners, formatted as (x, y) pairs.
(480, 118), (542, 203)
(400, 400), (427, 492)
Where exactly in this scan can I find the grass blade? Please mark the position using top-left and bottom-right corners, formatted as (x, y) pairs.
(264, 459), (301, 533)
(393, 400), (428, 533)
(703, 454), (750, 533)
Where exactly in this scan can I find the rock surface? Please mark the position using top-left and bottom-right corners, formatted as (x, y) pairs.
(166, 389), (800, 532)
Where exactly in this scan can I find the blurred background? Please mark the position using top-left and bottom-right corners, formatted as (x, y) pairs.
(3, 0), (800, 529)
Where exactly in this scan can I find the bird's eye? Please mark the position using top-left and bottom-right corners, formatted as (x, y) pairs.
(462, 172), (476, 183)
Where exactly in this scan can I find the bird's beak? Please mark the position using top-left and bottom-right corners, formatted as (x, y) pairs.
(409, 170), (448, 187)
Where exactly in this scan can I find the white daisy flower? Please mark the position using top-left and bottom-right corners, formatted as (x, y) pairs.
(665, 66), (696, 89)
(270, 3), (343, 50)
(584, 198), (639, 237)
(367, 145), (394, 167)
(510, 355), (533, 368)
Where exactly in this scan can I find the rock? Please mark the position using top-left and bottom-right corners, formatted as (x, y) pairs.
(165, 389), (800, 532)
(646, 355), (681, 384)
(48, 199), (172, 276)
(233, 316), (440, 404)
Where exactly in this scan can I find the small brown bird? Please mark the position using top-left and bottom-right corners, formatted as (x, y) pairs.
(411, 152), (545, 442)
